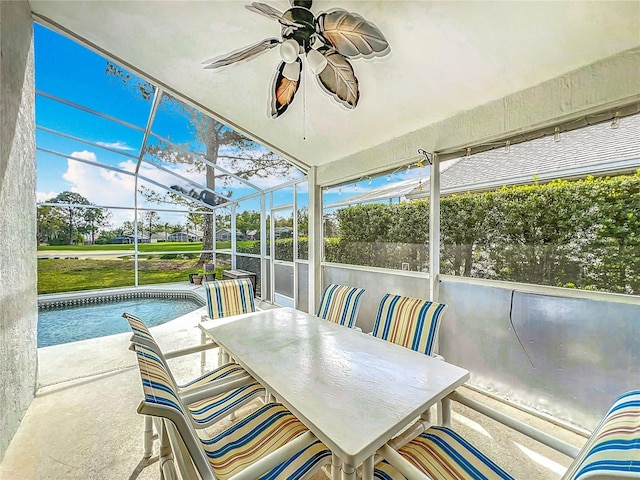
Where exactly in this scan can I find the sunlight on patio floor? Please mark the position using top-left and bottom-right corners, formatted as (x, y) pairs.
(0, 296), (587, 480)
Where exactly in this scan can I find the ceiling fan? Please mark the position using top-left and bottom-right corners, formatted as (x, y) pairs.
(202, 0), (390, 119)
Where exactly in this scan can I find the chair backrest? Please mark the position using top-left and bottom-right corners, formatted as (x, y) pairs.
(122, 312), (184, 391)
(132, 342), (216, 480)
(562, 389), (640, 480)
(204, 278), (256, 319)
(122, 312), (157, 349)
(316, 283), (366, 328)
(372, 294), (447, 356)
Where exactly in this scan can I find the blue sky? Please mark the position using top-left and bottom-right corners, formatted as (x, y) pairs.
(34, 23), (427, 228)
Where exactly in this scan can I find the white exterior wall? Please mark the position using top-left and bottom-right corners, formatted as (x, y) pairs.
(0, 0), (37, 460)
(317, 48), (640, 186)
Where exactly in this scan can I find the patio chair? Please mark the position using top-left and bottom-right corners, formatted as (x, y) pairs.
(316, 283), (366, 329)
(122, 313), (265, 462)
(203, 278), (256, 319)
(371, 294), (447, 357)
(376, 389), (640, 480)
(132, 342), (332, 480)
(202, 278), (256, 367)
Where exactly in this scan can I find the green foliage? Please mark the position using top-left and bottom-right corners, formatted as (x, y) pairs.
(327, 172), (640, 294)
(37, 191), (112, 245)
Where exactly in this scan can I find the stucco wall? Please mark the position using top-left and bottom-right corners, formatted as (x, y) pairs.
(0, 0), (37, 461)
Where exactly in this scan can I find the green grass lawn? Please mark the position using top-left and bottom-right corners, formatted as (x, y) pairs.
(38, 242), (204, 252)
(36, 241), (259, 294)
(37, 258), (201, 294)
(37, 241), (256, 253)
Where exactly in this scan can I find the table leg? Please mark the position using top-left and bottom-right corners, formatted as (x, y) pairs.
(341, 463), (356, 480)
(441, 395), (452, 427)
(218, 348), (230, 366)
(361, 456), (374, 480)
(331, 453), (342, 480)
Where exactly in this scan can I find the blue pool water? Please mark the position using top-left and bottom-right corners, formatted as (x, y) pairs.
(38, 297), (203, 348)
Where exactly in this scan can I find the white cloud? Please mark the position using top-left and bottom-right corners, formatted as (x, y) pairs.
(96, 141), (135, 151)
(37, 191), (58, 202)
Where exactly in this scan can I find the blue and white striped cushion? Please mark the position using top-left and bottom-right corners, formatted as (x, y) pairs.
(204, 278), (256, 319)
(317, 284), (366, 328)
(372, 294), (446, 356)
(123, 312), (251, 392)
(565, 390), (640, 480)
(399, 426), (515, 480)
(134, 344), (330, 480)
(202, 403), (332, 480)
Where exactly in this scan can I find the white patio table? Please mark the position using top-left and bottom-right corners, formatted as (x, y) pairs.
(199, 307), (469, 480)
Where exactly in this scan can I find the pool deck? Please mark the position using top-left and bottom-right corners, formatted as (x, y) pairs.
(1, 282), (587, 480)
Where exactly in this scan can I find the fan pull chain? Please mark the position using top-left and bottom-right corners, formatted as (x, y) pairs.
(302, 61), (307, 141)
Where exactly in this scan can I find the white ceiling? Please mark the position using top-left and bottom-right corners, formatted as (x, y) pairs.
(30, 1), (640, 171)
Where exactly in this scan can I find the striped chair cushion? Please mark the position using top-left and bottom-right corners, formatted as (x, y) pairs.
(134, 344), (329, 480)
(128, 316), (264, 432)
(123, 312), (157, 349)
(317, 284), (366, 328)
(203, 403), (330, 480)
(373, 460), (406, 479)
(180, 362), (249, 390)
(188, 382), (266, 426)
(204, 278), (256, 319)
(564, 390), (640, 480)
(399, 426), (515, 480)
(372, 294), (447, 356)
(135, 343), (187, 416)
(123, 312), (249, 392)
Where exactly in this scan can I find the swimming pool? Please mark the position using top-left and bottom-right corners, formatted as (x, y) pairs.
(38, 292), (205, 348)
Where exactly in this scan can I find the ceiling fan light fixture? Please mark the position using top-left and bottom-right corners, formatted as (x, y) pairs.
(204, 1), (390, 119)
(306, 48), (327, 75)
(282, 61), (301, 81)
(280, 38), (300, 63)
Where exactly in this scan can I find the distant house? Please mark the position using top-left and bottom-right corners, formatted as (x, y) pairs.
(274, 226), (293, 238)
(150, 233), (166, 243)
(216, 228), (245, 241)
(112, 235), (134, 244)
(111, 235), (150, 244)
(168, 231), (198, 242)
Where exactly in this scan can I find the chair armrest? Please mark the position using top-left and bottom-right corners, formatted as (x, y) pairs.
(179, 373), (255, 405)
(163, 341), (219, 359)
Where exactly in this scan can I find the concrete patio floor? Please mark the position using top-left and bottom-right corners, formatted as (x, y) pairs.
(1, 287), (588, 480)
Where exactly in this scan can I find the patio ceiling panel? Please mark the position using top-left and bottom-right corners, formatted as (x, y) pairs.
(29, 1), (640, 178)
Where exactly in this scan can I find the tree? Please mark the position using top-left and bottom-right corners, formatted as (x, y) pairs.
(122, 220), (135, 236)
(236, 210), (261, 237)
(106, 61), (295, 264)
(37, 204), (65, 245)
(81, 208), (112, 244)
(41, 192), (91, 244)
(140, 210), (161, 239)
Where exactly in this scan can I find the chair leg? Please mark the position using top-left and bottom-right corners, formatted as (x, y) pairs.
(143, 415), (154, 460)
(158, 420), (178, 480)
(200, 319), (207, 375)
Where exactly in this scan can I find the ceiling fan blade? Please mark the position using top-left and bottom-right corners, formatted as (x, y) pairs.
(271, 59), (301, 118)
(245, 2), (303, 28)
(202, 38), (280, 69)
